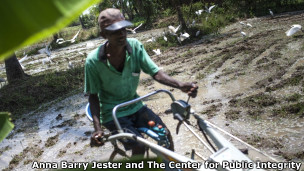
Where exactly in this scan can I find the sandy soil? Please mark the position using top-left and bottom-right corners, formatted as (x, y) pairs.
(0, 11), (304, 171)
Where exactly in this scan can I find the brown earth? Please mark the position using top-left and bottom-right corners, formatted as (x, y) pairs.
(0, 11), (304, 171)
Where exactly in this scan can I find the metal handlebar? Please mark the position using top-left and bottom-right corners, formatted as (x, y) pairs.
(112, 89), (176, 133)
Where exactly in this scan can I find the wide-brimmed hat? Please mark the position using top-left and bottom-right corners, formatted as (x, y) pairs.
(98, 8), (133, 31)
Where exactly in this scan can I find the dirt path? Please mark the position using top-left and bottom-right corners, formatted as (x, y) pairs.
(1, 11), (304, 171)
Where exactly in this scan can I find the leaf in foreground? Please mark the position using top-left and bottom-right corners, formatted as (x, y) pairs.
(0, 0), (101, 61)
(0, 112), (14, 142)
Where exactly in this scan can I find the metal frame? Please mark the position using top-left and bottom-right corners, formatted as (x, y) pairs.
(108, 89), (265, 171)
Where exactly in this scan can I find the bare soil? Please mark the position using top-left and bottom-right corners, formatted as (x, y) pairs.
(0, 11), (304, 171)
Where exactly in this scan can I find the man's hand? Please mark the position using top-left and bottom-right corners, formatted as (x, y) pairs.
(90, 130), (104, 147)
(180, 82), (198, 98)
(153, 70), (198, 97)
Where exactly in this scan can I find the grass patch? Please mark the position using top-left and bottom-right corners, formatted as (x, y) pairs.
(57, 149), (67, 157)
(52, 119), (75, 128)
(224, 110), (241, 120)
(269, 51), (282, 60)
(195, 72), (206, 80)
(247, 109), (264, 120)
(4, 146), (44, 170)
(8, 152), (24, 168)
(192, 55), (216, 72)
(200, 103), (222, 119)
(230, 93), (277, 108)
(244, 135), (283, 149)
(207, 53), (234, 72)
(276, 150), (304, 161)
(285, 93), (302, 102)
(45, 134), (59, 148)
(266, 66), (304, 91)
(241, 93), (277, 107)
(273, 102), (304, 117)
(144, 33), (180, 55)
(0, 67), (84, 120)
(256, 57), (269, 65)
(285, 75), (303, 86)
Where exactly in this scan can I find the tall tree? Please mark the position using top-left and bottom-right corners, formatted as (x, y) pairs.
(5, 53), (29, 83)
(169, 0), (188, 32)
(133, 0), (152, 25)
(79, 16), (86, 29)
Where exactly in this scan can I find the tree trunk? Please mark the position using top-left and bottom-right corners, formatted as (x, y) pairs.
(133, 6), (140, 16)
(79, 16), (86, 29)
(169, 0), (188, 32)
(119, 0), (127, 18)
(5, 53), (28, 83)
(125, 1), (134, 20)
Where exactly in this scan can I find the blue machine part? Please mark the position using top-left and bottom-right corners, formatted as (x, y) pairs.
(137, 127), (160, 141)
(86, 103), (93, 122)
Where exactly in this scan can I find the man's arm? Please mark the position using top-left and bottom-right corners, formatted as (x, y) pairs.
(89, 94), (104, 145)
(153, 70), (198, 97)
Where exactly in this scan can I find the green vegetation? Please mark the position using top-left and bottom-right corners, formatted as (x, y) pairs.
(277, 150), (304, 160)
(200, 104), (222, 119)
(247, 109), (264, 120)
(3, 146), (44, 170)
(224, 110), (241, 120)
(285, 93), (302, 102)
(195, 72), (206, 80)
(230, 93), (277, 108)
(273, 102), (304, 117)
(8, 152), (24, 168)
(267, 66), (304, 92)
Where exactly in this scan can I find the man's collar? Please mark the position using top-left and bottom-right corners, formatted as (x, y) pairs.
(98, 40), (132, 62)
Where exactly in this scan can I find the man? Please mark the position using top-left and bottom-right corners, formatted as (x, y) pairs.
(84, 8), (198, 157)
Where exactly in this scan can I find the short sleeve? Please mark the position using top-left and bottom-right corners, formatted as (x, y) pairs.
(134, 40), (159, 76)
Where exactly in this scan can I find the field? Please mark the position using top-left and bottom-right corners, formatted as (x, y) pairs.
(0, 10), (303, 171)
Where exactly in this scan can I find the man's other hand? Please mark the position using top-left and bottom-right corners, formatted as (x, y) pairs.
(90, 130), (104, 147)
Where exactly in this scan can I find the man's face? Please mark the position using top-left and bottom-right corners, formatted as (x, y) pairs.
(105, 28), (127, 47)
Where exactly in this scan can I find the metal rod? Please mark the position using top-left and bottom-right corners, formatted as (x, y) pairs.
(204, 120), (280, 162)
(186, 96), (190, 103)
(182, 121), (215, 153)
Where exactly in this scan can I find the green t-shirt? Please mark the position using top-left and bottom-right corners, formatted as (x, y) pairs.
(84, 38), (159, 124)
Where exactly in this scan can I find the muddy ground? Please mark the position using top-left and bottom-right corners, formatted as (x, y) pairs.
(0, 11), (304, 171)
